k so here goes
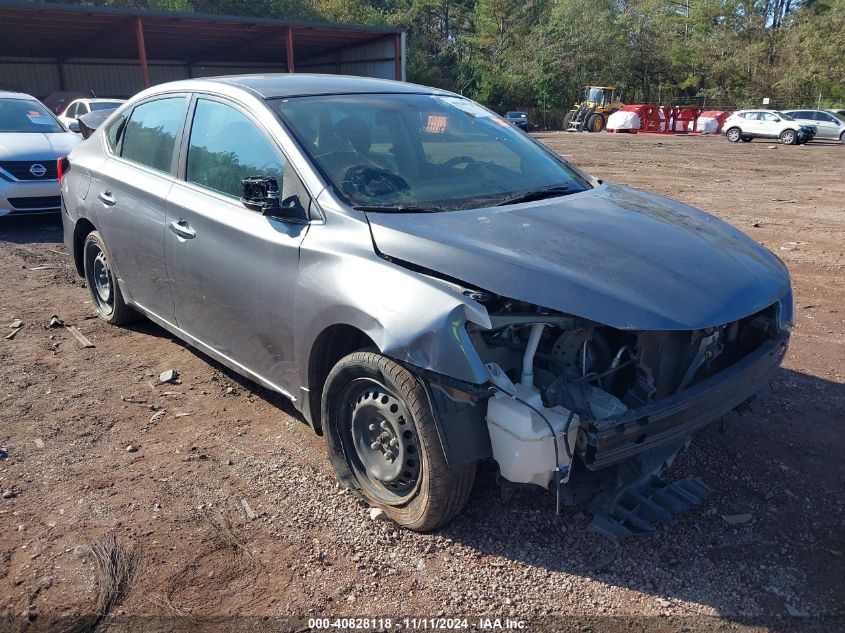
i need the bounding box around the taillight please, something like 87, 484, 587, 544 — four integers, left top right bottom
57, 157, 69, 184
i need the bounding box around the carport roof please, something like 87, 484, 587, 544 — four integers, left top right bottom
0, 0, 404, 64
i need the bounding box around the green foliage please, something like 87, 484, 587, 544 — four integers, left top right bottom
50, 0, 845, 114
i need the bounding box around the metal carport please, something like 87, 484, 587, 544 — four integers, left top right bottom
0, 0, 405, 99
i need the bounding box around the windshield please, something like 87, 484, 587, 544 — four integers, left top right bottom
0, 98, 64, 133
586, 88, 610, 104
270, 93, 590, 211
90, 101, 123, 111
505, 111, 526, 118
775, 111, 794, 121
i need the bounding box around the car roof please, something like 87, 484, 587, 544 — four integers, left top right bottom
204, 74, 455, 99
0, 90, 37, 100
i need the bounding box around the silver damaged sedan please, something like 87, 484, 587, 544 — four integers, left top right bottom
61, 75, 792, 535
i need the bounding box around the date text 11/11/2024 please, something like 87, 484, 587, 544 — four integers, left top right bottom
307, 618, 527, 630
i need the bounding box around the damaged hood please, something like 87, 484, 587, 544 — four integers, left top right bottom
366, 184, 790, 330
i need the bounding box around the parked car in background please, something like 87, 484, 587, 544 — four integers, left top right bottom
723, 110, 815, 145
828, 108, 845, 119
61, 75, 791, 534
58, 98, 125, 133
503, 111, 528, 130
41, 91, 89, 116
0, 91, 79, 216
783, 109, 845, 143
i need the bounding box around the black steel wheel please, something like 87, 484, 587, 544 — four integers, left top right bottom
343, 378, 422, 502
322, 352, 476, 531
83, 231, 137, 325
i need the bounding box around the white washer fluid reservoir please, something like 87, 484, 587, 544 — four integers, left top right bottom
485, 363, 580, 488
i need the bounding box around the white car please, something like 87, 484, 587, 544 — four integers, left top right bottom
0, 91, 80, 216
723, 110, 816, 145
57, 98, 124, 133
782, 109, 845, 143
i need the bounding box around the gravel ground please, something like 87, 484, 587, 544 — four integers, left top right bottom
0, 132, 843, 633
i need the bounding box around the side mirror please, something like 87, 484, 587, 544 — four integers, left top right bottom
68, 120, 80, 133
240, 176, 307, 221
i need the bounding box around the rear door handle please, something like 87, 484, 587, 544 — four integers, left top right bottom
98, 191, 116, 206
168, 218, 196, 240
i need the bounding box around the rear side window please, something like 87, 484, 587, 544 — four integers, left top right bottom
121, 97, 187, 173
186, 98, 284, 199
105, 112, 126, 152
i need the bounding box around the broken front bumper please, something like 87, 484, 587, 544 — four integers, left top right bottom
583, 331, 789, 470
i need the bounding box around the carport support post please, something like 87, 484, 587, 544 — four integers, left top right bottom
135, 17, 150, 89
393, 33, 402, 81
285, 27, 295, 73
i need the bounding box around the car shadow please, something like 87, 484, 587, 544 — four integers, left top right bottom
0, 213, 64, 244
435, 366, 844, 625
123, 318, 304, 420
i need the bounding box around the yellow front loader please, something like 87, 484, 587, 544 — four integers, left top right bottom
564, 86, 624, 132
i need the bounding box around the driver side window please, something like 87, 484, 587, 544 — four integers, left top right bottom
186, 98, 284, 199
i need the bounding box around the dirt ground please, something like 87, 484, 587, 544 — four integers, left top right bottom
1, 132, 843, 633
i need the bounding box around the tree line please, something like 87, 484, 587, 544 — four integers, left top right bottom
55, 0, 845, 116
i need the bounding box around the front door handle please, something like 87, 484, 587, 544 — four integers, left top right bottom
168, 219, 196, 240
98, 191, 116, 206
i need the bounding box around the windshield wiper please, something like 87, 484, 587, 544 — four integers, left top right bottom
496, 185, 575, 206
354, 204, 445, 213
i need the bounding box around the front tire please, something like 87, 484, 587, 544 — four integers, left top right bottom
839, 131, 845, 144
780, 129, 797, 145
83, 231, 137, 325
587, 113, 605, 132
322, 352, 476, 531
726, 127, 742, 142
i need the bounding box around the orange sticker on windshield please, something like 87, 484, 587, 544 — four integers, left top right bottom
27, 111, 42, 116
426, 115, 448, 134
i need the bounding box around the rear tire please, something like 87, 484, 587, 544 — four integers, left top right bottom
840, 131, 845, 144
726, 127, 742, 142
780, 129, 797, 145
587, 113, 605, 132
322, 352, 476, 531
83, 231, 138, 326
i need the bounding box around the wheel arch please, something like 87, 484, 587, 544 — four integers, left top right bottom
72, 217, 97, 277
306, 323, 378, 435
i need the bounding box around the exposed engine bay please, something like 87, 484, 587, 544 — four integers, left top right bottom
466, 296, 783, 511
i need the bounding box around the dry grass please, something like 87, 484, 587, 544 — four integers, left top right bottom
153, 511, 263, 623
71, 532, 142, 633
